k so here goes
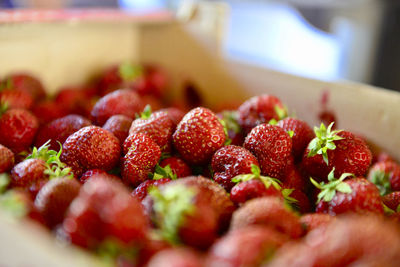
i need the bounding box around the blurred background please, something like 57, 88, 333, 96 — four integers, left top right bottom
1, 0, 399, 91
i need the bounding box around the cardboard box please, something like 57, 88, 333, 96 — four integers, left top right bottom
1, 7, 400, 266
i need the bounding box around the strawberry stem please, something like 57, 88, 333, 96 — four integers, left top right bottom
152, 164, 177, 180
232, 164, 282, 191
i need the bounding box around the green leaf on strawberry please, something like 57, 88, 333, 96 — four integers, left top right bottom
118, 62, 143, 82
152, 164, 177, 180
307, 122, 343, 165
0, 191, 27, 219
0, 173, 10, 194
369, 170, 391, 196
232, 164, 282, 191
139, 105, 152, 120
218, 118, 232, 146
274, 105, 288, 120
0, 102, 9, 116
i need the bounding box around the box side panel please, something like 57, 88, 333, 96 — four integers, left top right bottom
0, 22, 139, 94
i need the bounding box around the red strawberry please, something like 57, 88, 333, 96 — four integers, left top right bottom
237, 94, 287, 134
34, 177, 81, 228
159, 156, 191, 178
368, 160, 400, 195
211, 145, 259, 192
61, 175, 148, 248
132, 178, 171, 201
244, 124, 292, 179
217, 111, 245, 146
300, 213, 335, 233
0, 108, 39, 153
0, 144, 14, 173
0, 89, 33, 110
79, 169, 120, 184
122, 133, 161, 186
374, 151, 396, 164
302, 123, 372, 180
136, 239, 171, 267
32, 100, 69, 125
102, 114, 133, 144
160, 107, 185, 126
35, 114, 91, 150
312, 170, 384, 215
280, 163, 307, 192
54, 85, 96, 116
147, 248, 203, 267
287, 189, 311, 214
173, 107, 226, 164
1, 73, 46, 102
277, 117, 314, 160
61, 126, 121, 178
230, 196, 303, 239
91, 89, 144, 125
206, 226, 287, 267
141, 95, 164, 111
382, 191, 400, 212
136, 65, 169, 98
129, 108, 174, 152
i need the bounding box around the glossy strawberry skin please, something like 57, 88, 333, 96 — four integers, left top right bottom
230, 179, 281, 205
32, 100, 69, 125
277, 117, 314, 160
244, 124, 292, 179
34, 177, 81, 228
316, 178, 384, 215
91, 89, 144, 125
0, 144, 14, 173
0, 109, 39, 153
368, 161, 400, 192
0, 89, 33, 110
2, 73, 46, 101
35, 115, 91, 150
173, 107, 225, 165
122, 133, 161, 187
237, 94, 285, 134
132, 178, 172, 201
159, 157, 191, 178
382, 191, 400, 211
129, 111, 174, 152
54, 86, 96, 116
79, 169, 120, 184
288, 189, 311, 214
102, 114, 133, 144
211, 145, 259, 192
281, 163, 307, 192
160, 107, 185, 127
61, 126, 121, 178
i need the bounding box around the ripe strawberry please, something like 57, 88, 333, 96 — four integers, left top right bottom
382, 191, 400, 211
173, 107, 226, 164
61, 175, 148, 248
368, 160, 400, 195
91, 89, 144, 126
1, 73, 46, 101
136, 239, 171, 267
159, 156, 191, 178
147, 248, 203, 267
0, 108, 39, 153
280, 163, 307, 192
160, 107, 185, 126
61, 126, 121, 178
132, 178, 172, 201
374, 151, 396, 164
34, 177, 81, 228
122, 133, 161, 186
237, 94, 287, 134
244, 124, 292, 178
0, 144, 14, 173
206, 226, 287, 267
32, 100, 69, 125
217, 111, 245, 146
129, 107, 174, 152
211, 145, 259, 192
287, 189, 311, 213
312, 170, 384, 215
102, 114, 133, 144
267, 216, 400, 267
300, 213, 335, 233
54, 85, 96, 116
136, 65, 169, 98
79, 169, 120, 184
230, 196, 303, 239
141, 95, 164, 111
0, 89, 33, 109
276, 117, 314, 160
35, 114, 91, 150
302, 123, 372, 180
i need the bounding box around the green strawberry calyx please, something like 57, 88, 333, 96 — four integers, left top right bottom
0, 101, 9, 116
152, 164, 177, 180
118, 62, 143, 82
0, 78, 13, 92
139, 105, 152, 120
274, 104, 288, 120
148, 184, 196, 245
0, 174, 28, 220
232, 164, 282, 192
310, 168, 354, 203
221, 111, 241, 134
307, 122, 343, 165
218, 118, 232, 146
97, 238, 138, 263
369, 169, 391, 196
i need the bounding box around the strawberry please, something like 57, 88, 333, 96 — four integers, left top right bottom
276, 117, 314, 160
267, 215, 400, 267
159, 156, 191, 178
237, 94, 287, 134
141, 95, 164, 111
91, 89, 144, 126
217, 111, 244, 146
136, 65, 169, 98
1, 73, 46, 102
0, 144, 14, 173
129, 107, 174, 152
374, 151, 396, 164
243, 124, 292, 178
287, 189, 311, 214
34, 177, 81, 228
102, 114, 133, 144
211, 145, 259, 192
32, 100, 69, 125
280, 163, 307, 192
382, 191, 400, 212
132, 178, 171, 201
173, 107, 226, 164
230, 196, 303, 239
122, 133, 161, 186
299, 213, 335, 233
54, 85, 96, 116
61, 126, 121, 178
147, 248, 203, 267
312, 169, 384, 215
136, 239, 171, 267
61, 175, 148, 248
0, 107, 39, 153
160, 107, 185, 127
79, 169, 120, 184
368, 160, 400, 195
302, 123, 372, 180
34, 114, 91, 150
206, 226, 287, 267
0, 89, 33, 110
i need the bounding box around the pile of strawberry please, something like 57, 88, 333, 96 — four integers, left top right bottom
1, 63, 400, 267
